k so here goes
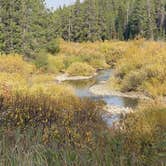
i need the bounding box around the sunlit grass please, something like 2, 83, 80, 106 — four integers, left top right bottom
109, 39, 166, 97
0, 40, 165, 165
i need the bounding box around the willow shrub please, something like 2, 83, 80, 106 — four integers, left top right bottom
67, 62, 96, 76
47, 54, 65, 73
42, 40, 128, 75
0, 83, 104, 146
0, 54, 35, 75
58, 40, 121, 71
0, 99, 165, 165
110, 40, 166, 97
0, 81, 165, 165
122, 101, 166, 165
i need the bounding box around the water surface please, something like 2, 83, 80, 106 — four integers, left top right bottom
66, 69, 138, 108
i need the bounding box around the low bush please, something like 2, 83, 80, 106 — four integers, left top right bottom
47, 54, 65, 73
67, 62, 96, 76
0, 83, 104, 147
29, 74, 55, 84
0, 91, 165, 165
121, 70, 147, 92
110, 40, 166, 97
143, 78, 166, 97
34, 51, 48, 69
0, 72, 28, 93
46, 39, 60, 55
122, 101, 166, 165
100, 41, 128, 65
0, 54, 35, 75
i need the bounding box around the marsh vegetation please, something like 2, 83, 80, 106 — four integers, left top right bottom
0, 39, 165, 165
0, 0, 166, 165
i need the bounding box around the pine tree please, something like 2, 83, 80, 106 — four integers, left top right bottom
145, 0, 156, 39
97, 0, 107, 41
0, 0, 55, 57
70, 0, 84, 42
115, 6, 126, 40
127, 0, 146, 39
0, 0, 22, 53
83, 0, 100, 41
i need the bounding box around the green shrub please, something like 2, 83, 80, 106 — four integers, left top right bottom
35, 52, 48, 69
46, 39, 60, 55
67, 62, 96, 76
121, 70, 147, 92
47, 55, 65, 73
63, 55, 83, 69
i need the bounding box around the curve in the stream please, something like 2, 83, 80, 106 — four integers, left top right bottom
65, 69, 138, 126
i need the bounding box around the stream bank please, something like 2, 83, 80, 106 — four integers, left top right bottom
55, 69, 140, 126
89, 83, 150, 100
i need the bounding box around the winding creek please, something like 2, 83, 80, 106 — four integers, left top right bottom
63, 69, 139, 126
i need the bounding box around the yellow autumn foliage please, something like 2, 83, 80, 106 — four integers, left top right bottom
123, 101, 166, 157
67, 62, 96, 76
110, 40, 166, 97
0, 72, 28, 93
47, 54, 65, 73
30, 74, 55, 84
0, 54, 36, 75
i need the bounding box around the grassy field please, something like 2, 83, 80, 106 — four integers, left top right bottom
0, 40, 166, 165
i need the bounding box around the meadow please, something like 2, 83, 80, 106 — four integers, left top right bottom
0, 39, 166, 165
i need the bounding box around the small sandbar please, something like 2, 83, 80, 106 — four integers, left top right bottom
89, 83, 150, 100
55, 73, 97, 82
104, 105, 133, 115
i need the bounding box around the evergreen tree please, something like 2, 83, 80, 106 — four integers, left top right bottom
83, 0, 100, 41
0, 0, 56, 57
71, 0, 84, 42
127, 0, 146, 39
1, 0, 166, 54
97, 0, 107, 41
53, 0, 166, 41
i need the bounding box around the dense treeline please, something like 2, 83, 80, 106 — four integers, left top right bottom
0, 0, 57, 57
1, 0, 166, 56
54, 0, 166, 41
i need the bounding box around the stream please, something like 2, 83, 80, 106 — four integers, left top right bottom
65, 69, 138, 126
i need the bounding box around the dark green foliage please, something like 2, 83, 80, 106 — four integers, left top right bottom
1, 0, 166, 57
0, 0, 57, 57
46, 39, 60, 54
54, 0, 166, 41
35, 51, 48, 69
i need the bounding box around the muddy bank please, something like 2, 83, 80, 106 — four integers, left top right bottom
55, 73, 97, 82
89, 83, 150, 100
104, 105, 133, 115
102, 105, 133, 127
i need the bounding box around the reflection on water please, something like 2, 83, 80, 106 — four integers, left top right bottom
100, 96, 138, 108
95, 69, 113, 83
66, 78, 96, 89
65, 79, 95, 98
65, 69, 138, 108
